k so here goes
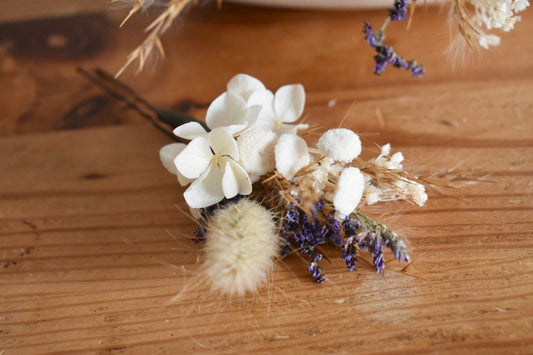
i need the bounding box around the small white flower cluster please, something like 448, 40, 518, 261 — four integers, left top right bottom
469, 0, 529, 48
160, 74, 427, 218
364, 143, 427, 207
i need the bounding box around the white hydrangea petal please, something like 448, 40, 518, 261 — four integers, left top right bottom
183, 163, 224, 208
237, 129, 277, 182
208, 127, 239, 159
227, 74, 266, 101
317, 128, 361, 163
240, 104, 261, 133
229, 160, 253, 195
275, 133, 310, 180
160, 143, 194, 186
221, 160, 252, 199
172, 122, 207, 140
205, 92, 247, 129
159, 143, 186, 175
205, 92, 228, 129
247, 89, 274, 108
333, 167, 365, 215
174, 136, 212, 179
274, 84, 305, 123
248, 89, 276, 126
221, 161, 239, 199
206, 92, 259, 135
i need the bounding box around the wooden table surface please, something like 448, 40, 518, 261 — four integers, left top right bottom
1, 2, 532, 353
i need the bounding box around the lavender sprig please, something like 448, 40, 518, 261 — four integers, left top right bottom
309, 254, 326, 283
363, 0, 424, 77
353, 211, 411, 269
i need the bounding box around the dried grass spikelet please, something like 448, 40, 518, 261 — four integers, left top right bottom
115, 0, 196, 77
202, 198, 279, 296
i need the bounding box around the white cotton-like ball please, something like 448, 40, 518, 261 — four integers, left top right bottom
275, 133, 310, 180
316, 128, 361, 163
237, 129, 278, 183
202, 199, 279, 296
333, 167, 365, 216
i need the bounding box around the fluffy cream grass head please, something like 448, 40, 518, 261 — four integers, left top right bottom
202, 199, 279, 296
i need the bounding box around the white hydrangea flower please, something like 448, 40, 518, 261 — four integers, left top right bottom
316, 128, 362, 163
174, 128, 252, 208
159, 143, 193, 186
248, 83, 307, 134
236, 129, 278, 183
333, 167, 365, 217
275, 133, 310, 180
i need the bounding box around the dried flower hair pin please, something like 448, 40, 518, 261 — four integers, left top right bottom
79, 69, 473, 295
155, 73, 455, 295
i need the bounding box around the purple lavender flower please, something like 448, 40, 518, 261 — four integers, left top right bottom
326, 211, 343, 246
363, 0, 423, 77
342, 216, 361, 237
286, 203, 300, 223
356, 231, 387, 273
280, 203, 410, 282
363, 21, 380, 47
381, 228, 411, 263
374, 250, 385, 273
388, 0, 409, 22
342, 236, 358, 271
309, 257, 325, 283
410, 62, 425, 77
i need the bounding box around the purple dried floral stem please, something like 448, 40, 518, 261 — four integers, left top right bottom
352, 211, 411, 265
364, 0, 425, 77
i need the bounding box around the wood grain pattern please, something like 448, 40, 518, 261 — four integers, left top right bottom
0, 2, 532, 353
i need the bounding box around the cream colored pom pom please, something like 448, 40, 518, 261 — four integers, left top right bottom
202, 199, 279, 296
317, 128, 361, 163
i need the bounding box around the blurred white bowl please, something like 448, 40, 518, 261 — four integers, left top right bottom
227, 0, 393, 9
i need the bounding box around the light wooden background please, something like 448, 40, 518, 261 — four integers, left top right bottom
1, 1, 532, 353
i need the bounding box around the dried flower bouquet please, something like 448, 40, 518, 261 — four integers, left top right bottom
158, 73, 439, 295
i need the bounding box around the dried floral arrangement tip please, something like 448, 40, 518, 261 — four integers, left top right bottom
157, 73, 435, 292
114, 0, 529, 77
